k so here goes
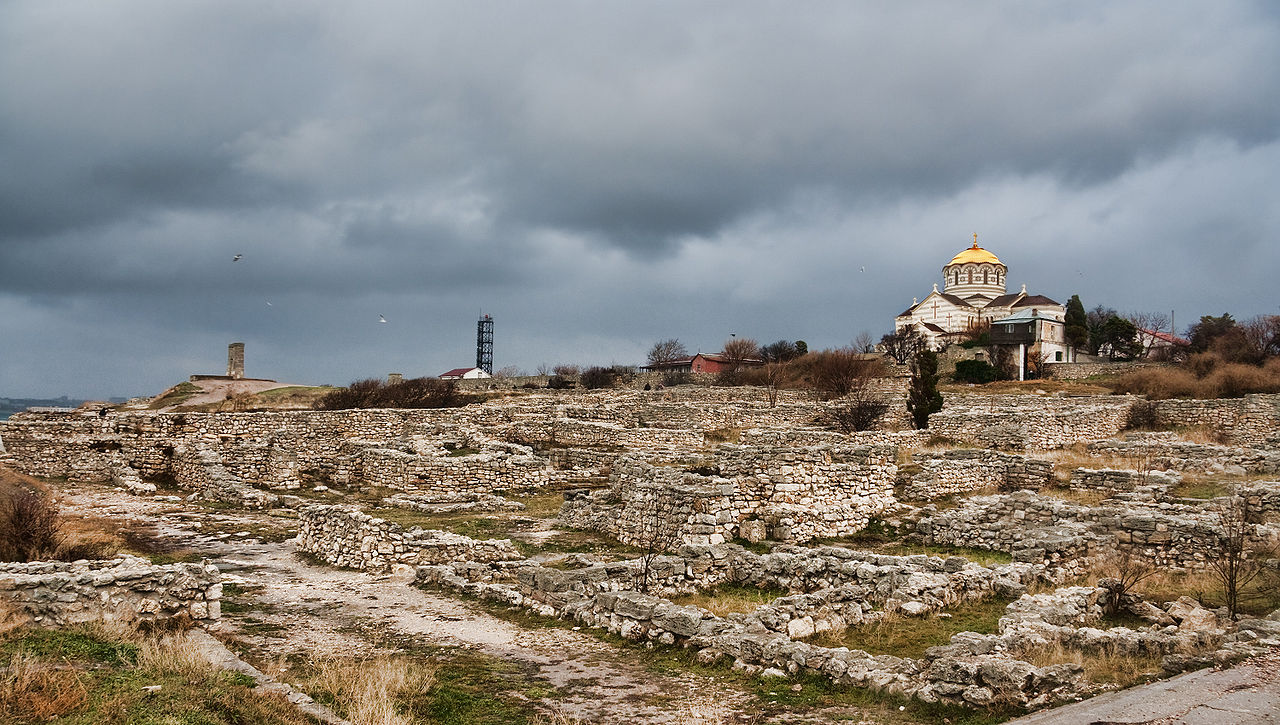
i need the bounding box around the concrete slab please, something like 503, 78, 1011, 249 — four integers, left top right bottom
1009, 652, 1280, 724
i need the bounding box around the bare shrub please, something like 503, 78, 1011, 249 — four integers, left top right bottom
1209, 495, 1274, 619
552, 364, 580, 376
824, 397, 890, 433
1201, 363, 1280, 398
0, 487, 61, 562
1124, 400, 1160, 430
1110, 367, 1200, 400
1098, 547, 1158, 617
791, 348, 884, 400
314, 378, 463, 410
660, 371, 691, 387
631, 488, 689, 593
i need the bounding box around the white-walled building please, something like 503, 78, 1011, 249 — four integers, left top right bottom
894, 235, 1075, 375
895, 235, 1067, 343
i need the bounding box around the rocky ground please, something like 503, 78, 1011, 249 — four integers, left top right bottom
43, 477, 1280, 724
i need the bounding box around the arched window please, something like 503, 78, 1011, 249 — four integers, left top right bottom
965, 269, 972, 284
953, 270, 959, 285
983, 268, 989, 284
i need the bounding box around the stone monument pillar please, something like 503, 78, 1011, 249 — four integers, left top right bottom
227, 342, 245, 380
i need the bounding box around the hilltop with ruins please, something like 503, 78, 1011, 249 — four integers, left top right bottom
1, 368, 1278, 723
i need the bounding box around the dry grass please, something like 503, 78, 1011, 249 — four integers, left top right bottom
0, 650, 89, 721
808, 597, 1014, 659
306, 655, 436, 725
1020, 641, 1163, 688
703, 427, 742, 445
670, 584, 786, 616
1039, 486, 1110, 507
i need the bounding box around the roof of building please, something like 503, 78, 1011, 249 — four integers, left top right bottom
1013, 294, 1061, 307
985, 293, 1023, 307
1140, 328, 1189, 346
641, 356, 695, 371
921, 322, 948, 334
439, 367, 483, 378
993, 309, 1057, 325
947, 237, 1004, 267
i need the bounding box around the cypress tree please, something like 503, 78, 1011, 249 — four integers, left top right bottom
907, 349, 943, 429
1065, 294, 1088, 351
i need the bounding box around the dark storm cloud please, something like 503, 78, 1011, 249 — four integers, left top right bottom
1, 0, 1278, 397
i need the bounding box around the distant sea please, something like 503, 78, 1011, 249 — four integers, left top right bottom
0, 397, 87, 420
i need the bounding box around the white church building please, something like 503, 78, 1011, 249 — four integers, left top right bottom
895, 235, 1076, 373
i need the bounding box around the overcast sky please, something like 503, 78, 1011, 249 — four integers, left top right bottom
3, 1, 1279, 399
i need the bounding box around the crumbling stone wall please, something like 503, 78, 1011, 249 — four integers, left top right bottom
296, 504, 523, 572
1152, 394, 1280, 448
1067, 467, 1181, 493
0, 557, 221, 627
1087, 433, 1280, 474
928, 395, 1135, 450
900, 449, 1054, 500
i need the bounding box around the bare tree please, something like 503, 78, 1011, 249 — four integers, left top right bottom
631, 487, 689, 593
1099, 546, 1158, 618
760, 339, 800, 363
493, 365, 521, 378
1209, 495, 1273, 620
880, 327, 925, 364
535, 362, 551, 376
646, 338, 689, 367
717, 337, 760, 385
552, 364, 580, 376
761, 362, 791, 408
793, 348, 885, 400
852, 331, 876, 354
1242, 314, 1280, 360
1125, 311, 1173, 359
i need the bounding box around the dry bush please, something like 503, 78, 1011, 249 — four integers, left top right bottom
0, 484, 61, 562
0, 651, 88, 722
1201, 363, 1280, 398
307, 655, 436, 725
1110, 367, 1199, 400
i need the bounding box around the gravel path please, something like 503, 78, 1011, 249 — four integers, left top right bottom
54, 482, 755, 724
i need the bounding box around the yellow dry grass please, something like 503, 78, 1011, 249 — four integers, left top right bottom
306, 655, 436, 725
0, 650, 88, 721
1020, 641, 1163, 688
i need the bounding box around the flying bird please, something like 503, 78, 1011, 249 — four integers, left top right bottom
378, 315, 388, 324
232, 254, 242, 262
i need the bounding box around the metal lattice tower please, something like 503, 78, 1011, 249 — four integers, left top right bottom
475, 314, 494, 374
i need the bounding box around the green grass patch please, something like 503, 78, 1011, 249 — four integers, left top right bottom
0, 627, 139, 666
147, 381, 202, 409
809, 596, 1016, 659
670, 583, 788, 616
1170, 480, 1234, 499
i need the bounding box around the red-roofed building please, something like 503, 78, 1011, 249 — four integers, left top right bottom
642, 353, 764, 374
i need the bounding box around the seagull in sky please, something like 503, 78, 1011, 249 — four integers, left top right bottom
378, 315, 388, 324
232, 254, 242, 262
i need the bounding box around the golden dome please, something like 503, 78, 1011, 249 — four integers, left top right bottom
946, 234, 1003, 267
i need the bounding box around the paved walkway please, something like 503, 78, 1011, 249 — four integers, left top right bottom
1009, 650, 1280, 724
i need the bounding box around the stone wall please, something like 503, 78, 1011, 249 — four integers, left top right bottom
900, 449, 1054, 500
928, 395, 1135, 450
296, 504, 524, 572
908, 489, 1275, 572
0, 557, 221, 627
1044, 361, 1171, 380
416, 545, 1096, 710
1067, 468, 1182, 493
561, 443, 898, 546
1152, 394, 1280, 448
1087, 433, 1280, 475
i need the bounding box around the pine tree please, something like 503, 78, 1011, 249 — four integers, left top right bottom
906, 349, 943, 429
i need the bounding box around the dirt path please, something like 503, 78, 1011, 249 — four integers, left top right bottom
54, 483, 755, 723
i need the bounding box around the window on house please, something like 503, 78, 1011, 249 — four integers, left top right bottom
1055, 351, 1063, 361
